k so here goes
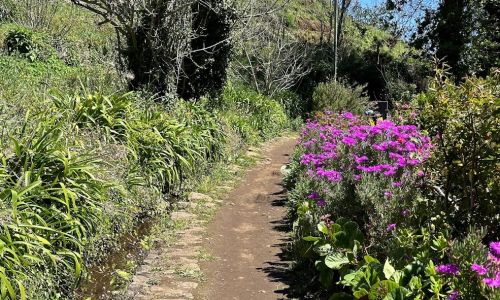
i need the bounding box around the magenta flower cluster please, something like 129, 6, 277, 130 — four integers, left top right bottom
470, 241, 500, 289
300, 113, 431, 183
436, 264, 460, 276
299, 112, 432, 208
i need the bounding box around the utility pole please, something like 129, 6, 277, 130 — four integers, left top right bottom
332, 0, 339, 82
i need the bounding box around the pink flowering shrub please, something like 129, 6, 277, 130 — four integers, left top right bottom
471, 242, 500, 290
297, 111, 432, 243
286, 110, 500, 299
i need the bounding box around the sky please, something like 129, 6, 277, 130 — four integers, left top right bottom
357, 0, 385, 7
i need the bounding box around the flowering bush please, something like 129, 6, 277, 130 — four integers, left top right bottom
285, 110, 500, 299
296, 112, 432, 244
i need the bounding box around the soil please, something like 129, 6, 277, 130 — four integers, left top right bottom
195, 137, 297, 300
124, 136, 297, 300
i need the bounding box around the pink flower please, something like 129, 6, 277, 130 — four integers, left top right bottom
483, 272, 500, 288
392, 181, 402, 187
354, 155, 369, 164
341, 136, 357, 147
448, 290, 459, 300
342, 112, 355, 120
383, 168, 397, 177
384, 191, 393, 198
436, 264, 460, 275
387, 224, 396, 232
471, 264, 489, 276
417, 170, 425, 177
489, 242, 500, 259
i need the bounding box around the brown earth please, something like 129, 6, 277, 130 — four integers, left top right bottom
195, 137, 297, 300
124, 136, 297, 300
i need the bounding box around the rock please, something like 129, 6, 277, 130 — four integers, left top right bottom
171, 212, 195, 221
188, 192, 213, 203
175, 201, 190, 209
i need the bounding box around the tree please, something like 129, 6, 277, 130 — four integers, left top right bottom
413, 0, 500, 79
177, 0, 235, 100
231, 15, 311, 97
71, 0, 234, 99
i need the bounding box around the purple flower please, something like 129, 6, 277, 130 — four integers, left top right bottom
392, 181, 402, 187
436, 264, 460, 276
316, 199, 327, 207
354, 155, 369, 164
342, 112, 355, 120
372, 144, 387, 151
387, 224, 396, 232
471, 264, 489, 276
383, 168, 397, 177
448, 290, 459, 300
417, 170, 425, 177
483, 272, 500, 288
489, 242, 500, 259
308, 192, 319, 200
384, 191, 393, 198
341, 136, 357, 147
354, 174, 361, 181
401, 209, 410, 217
316, 168, 343, 182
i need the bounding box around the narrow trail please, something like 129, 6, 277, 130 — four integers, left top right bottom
195, 137, 297, 300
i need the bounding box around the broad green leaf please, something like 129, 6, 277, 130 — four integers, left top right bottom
303, 236, 320, 242
383, 259, 396, 280
317, 222, 329, 234
325, 252, 350, 269
364, 255, 380, 264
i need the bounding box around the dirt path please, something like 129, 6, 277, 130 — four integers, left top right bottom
195, 137, 296, 300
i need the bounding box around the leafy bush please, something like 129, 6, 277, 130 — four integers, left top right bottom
0, 120, 107, 298
312, 79, 372, 114
292, 112, 432, 245
53, 92, 133, 139
413, 69, 500, 239
219, 85, 290, 143
4, 28, 38, 61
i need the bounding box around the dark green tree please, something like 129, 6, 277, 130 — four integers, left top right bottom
177, 1, 234, 100
413, 0, 500, 78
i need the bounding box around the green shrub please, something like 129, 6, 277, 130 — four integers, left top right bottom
4, 28, 38, 61
414, 69, 500, 239
0, 120, 108, 299
312, 79, 372, 114
220, 84, 289, 143
272, 90, 306, 119
53, 92, 133, 139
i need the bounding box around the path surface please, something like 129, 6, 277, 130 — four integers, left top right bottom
195, 137, 296, 300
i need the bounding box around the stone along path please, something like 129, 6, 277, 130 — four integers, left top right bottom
125, 136, 296, 300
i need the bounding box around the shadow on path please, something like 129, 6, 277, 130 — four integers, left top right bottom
258, 180, 323, 300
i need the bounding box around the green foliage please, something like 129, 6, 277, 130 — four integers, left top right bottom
4, 29, 38, 61
272, 90, 306, 119
53, 92, 133, 139
0, 119, 108, 298
219, 84, 290, 143
312, 79, 372, 114
414, 69, 500, 238
414, 0, 500, 78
